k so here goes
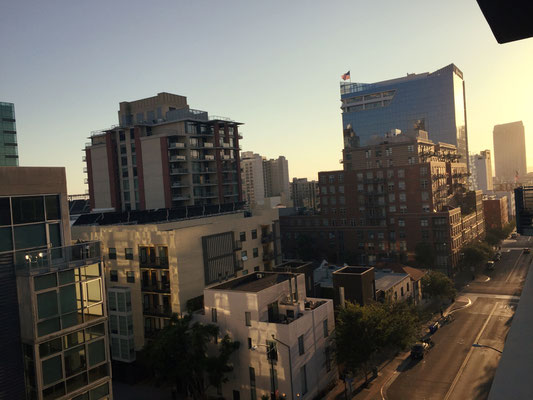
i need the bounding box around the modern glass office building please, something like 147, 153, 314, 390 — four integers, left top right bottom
340, 64, 468, 164
1, 102, 19, 166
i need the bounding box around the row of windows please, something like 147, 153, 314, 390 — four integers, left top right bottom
109, 270, 135, 283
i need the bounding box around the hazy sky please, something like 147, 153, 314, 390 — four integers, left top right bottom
1, 0, 532, 194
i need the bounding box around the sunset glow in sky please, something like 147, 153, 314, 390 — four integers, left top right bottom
1, 0, 532, 193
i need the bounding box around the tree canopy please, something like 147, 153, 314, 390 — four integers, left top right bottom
461, 241, 494, 268
143, 314, 239, 399
335, 301, 419, 380
421, 270, 456, 302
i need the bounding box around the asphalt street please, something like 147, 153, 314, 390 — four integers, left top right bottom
385, 235, 532, 400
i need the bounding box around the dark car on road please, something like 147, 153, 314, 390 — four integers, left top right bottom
411, 342, 430, 359
493, 252, 501, 261
524, 248, 530, 254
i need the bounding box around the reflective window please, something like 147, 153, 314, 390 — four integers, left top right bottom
45, 195, 60, 220
42, 355, 63, 386
12, 196, 44, 224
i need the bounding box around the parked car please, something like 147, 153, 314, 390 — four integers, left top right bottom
493, 252, 501, 261
429, 321, 440, 334
511, 233, 518, 239
486, 261, 495, 270
411, 342, 430, 359
524, 248, 530, 254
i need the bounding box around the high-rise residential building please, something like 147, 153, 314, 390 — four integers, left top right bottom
71, 206, 282, 358
199, 271, 336, 400
0, 167, 112, 400
85, 92, 242, 212
281, 130, 485, 276
493, 121, 527, 183
1, 102, 19, 166
470, 150, 493, 191
263, 156, 290, 199
340, 64, 469, 165
241, 151, 266, 208
291, 178, 319, 210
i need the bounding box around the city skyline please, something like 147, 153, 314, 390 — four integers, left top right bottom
1, 1, 533, 194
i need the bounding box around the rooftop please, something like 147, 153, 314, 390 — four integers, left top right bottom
209, 272, 295, 292
333, 266, 374, 275
374, 270, 409, 292
374, 262, 426, 282
73, 201, 246, 226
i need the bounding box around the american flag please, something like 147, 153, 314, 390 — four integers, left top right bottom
341, 71, 350, 81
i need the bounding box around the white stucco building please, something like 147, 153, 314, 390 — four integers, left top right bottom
201, 272, 336, 400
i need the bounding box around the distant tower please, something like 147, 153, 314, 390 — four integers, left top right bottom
0, 102, 19, 166
493, 121, 527, 183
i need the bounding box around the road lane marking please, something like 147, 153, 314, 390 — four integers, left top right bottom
506, 253, 523, 283
461, 292, 520, 301
443, 301, 499, 400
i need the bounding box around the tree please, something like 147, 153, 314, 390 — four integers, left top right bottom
462, 241, 494, 269
143, 314, 239, 399
334, 301, 419, 382
415, 242, 435, 267
421, 270, 456, 302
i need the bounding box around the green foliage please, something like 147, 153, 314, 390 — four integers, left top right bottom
421, 270, 456, 301
485, 221, 516, 247
415, 242, 435, 267
143, 314, 239, 399
334, 301, 419, 378
462, 241, 494, 268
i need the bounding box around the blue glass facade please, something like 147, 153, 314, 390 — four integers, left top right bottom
340, 64, 468, 164
0, 102, 19, 166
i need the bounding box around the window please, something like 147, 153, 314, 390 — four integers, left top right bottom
251, 229, 257, 239
12, 196, 45, 224
211, 308, 217, 323
42, 355, 63, 386
249, 367, 257, 400
401, 287, 404, 297
407, 282, 410, 292
245, 312, 251, 326
126, 271, 135, 283
421, 180, 428, 189
108, 248, 116, 260
253, 248, 258, 258
420, 219, 429, 227
399, 193, 406, 202
266, 341, 278, 361
241, 250, 248, 261
421, 191, 429, 201
125, 248, 133, 260
298, 335, 304, 355
420, 167, 427, 176
110, 270, 118, 282
323, 319, 328, 337
239, 232, 246, 242
398, 219, 405, 227
301, 364, 308, 395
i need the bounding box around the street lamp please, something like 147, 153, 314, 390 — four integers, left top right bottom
272, 335, 294, 400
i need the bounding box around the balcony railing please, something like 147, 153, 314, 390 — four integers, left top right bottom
143, 305, 173, 317
170, 168, 188, 174
261, 232, 274, 243
192, 168, 217, 174
170, 155, 187, 162
139, 256, 169, 269
171, 182, 188, 188
141, 281, 171, 293
172, 195, 190, 201
168, 142, 185, 149
13, 241, 101, 275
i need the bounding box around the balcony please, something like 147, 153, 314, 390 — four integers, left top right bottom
143, 305, 173, 318
192, 168, 217, 174
205, 155, 215, 160
261, 232, 274, 243
263, 252, 275, 261
14, 241, 101, 275
222, 155, 231, 160
139, 256, 169, 269
172, 195, 191, 201
204, 142, 214, 148
171, 182, 188, 188
193, 181, 217, 186
222, 180, 238, 185
168, 142, 186, 149
170, 155, 187, 162
141, 281, 171, 293
82, 156, 86, 162
170, 168, 189, 174
83, 167, 88, 173
224, 193, 239, 197
194, 193, 217, 199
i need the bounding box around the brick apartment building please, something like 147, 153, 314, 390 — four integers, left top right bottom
280, 129, 484, 276
85, 92, 242, 212
483, 196, 509, 230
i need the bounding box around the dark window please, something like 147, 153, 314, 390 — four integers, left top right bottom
254, 266, 260, 272
125, 248, 133, 260
130, 129, 135, 140
0, 227, 13, 252
0, 197, 11, 225
45, 195, 60, 220
39, 338, 62, 358
247, 337, 252, 349
266, 341, 277, 361
301, 364, 308, 394
126, 271, 135, 283
251, 229, 257, 239
110, 270, 118, 282
212, 308, 217, 323
298, 335, 304, 355
121, 156, 127, 166
14, 223, 46, 249
323, 319, 329, 337
253, 248, 258, 258
108, 248, 116, 260
12, 196, 45, 224
133, 167, 137, 177
119, 131, 125, 141
245, 311, 251, 326
240, 232, 246, 242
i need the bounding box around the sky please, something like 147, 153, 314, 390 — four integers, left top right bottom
1, 0, 533, 194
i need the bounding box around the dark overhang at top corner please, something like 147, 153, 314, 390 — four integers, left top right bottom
477, 0, 533, 44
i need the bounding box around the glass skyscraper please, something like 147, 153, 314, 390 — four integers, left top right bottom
1, 102, 19, 166
340, 64, 468, 164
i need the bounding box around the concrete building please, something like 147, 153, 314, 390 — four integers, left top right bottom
282, 130, 484, 276
290, 178, 319, 210
85, 92, 242, 212
340, 64, 469, 164
483, 196, 509, 230
201, 271, 336, 400
263, 156, 290, 200
0, 102, 19, 166
71, 206, 282, 355
0, 167, 112, 400
241, 152, 266, 209
470, 150, 493, 191
374, 270, 411, 302
493, 121, 527, 183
